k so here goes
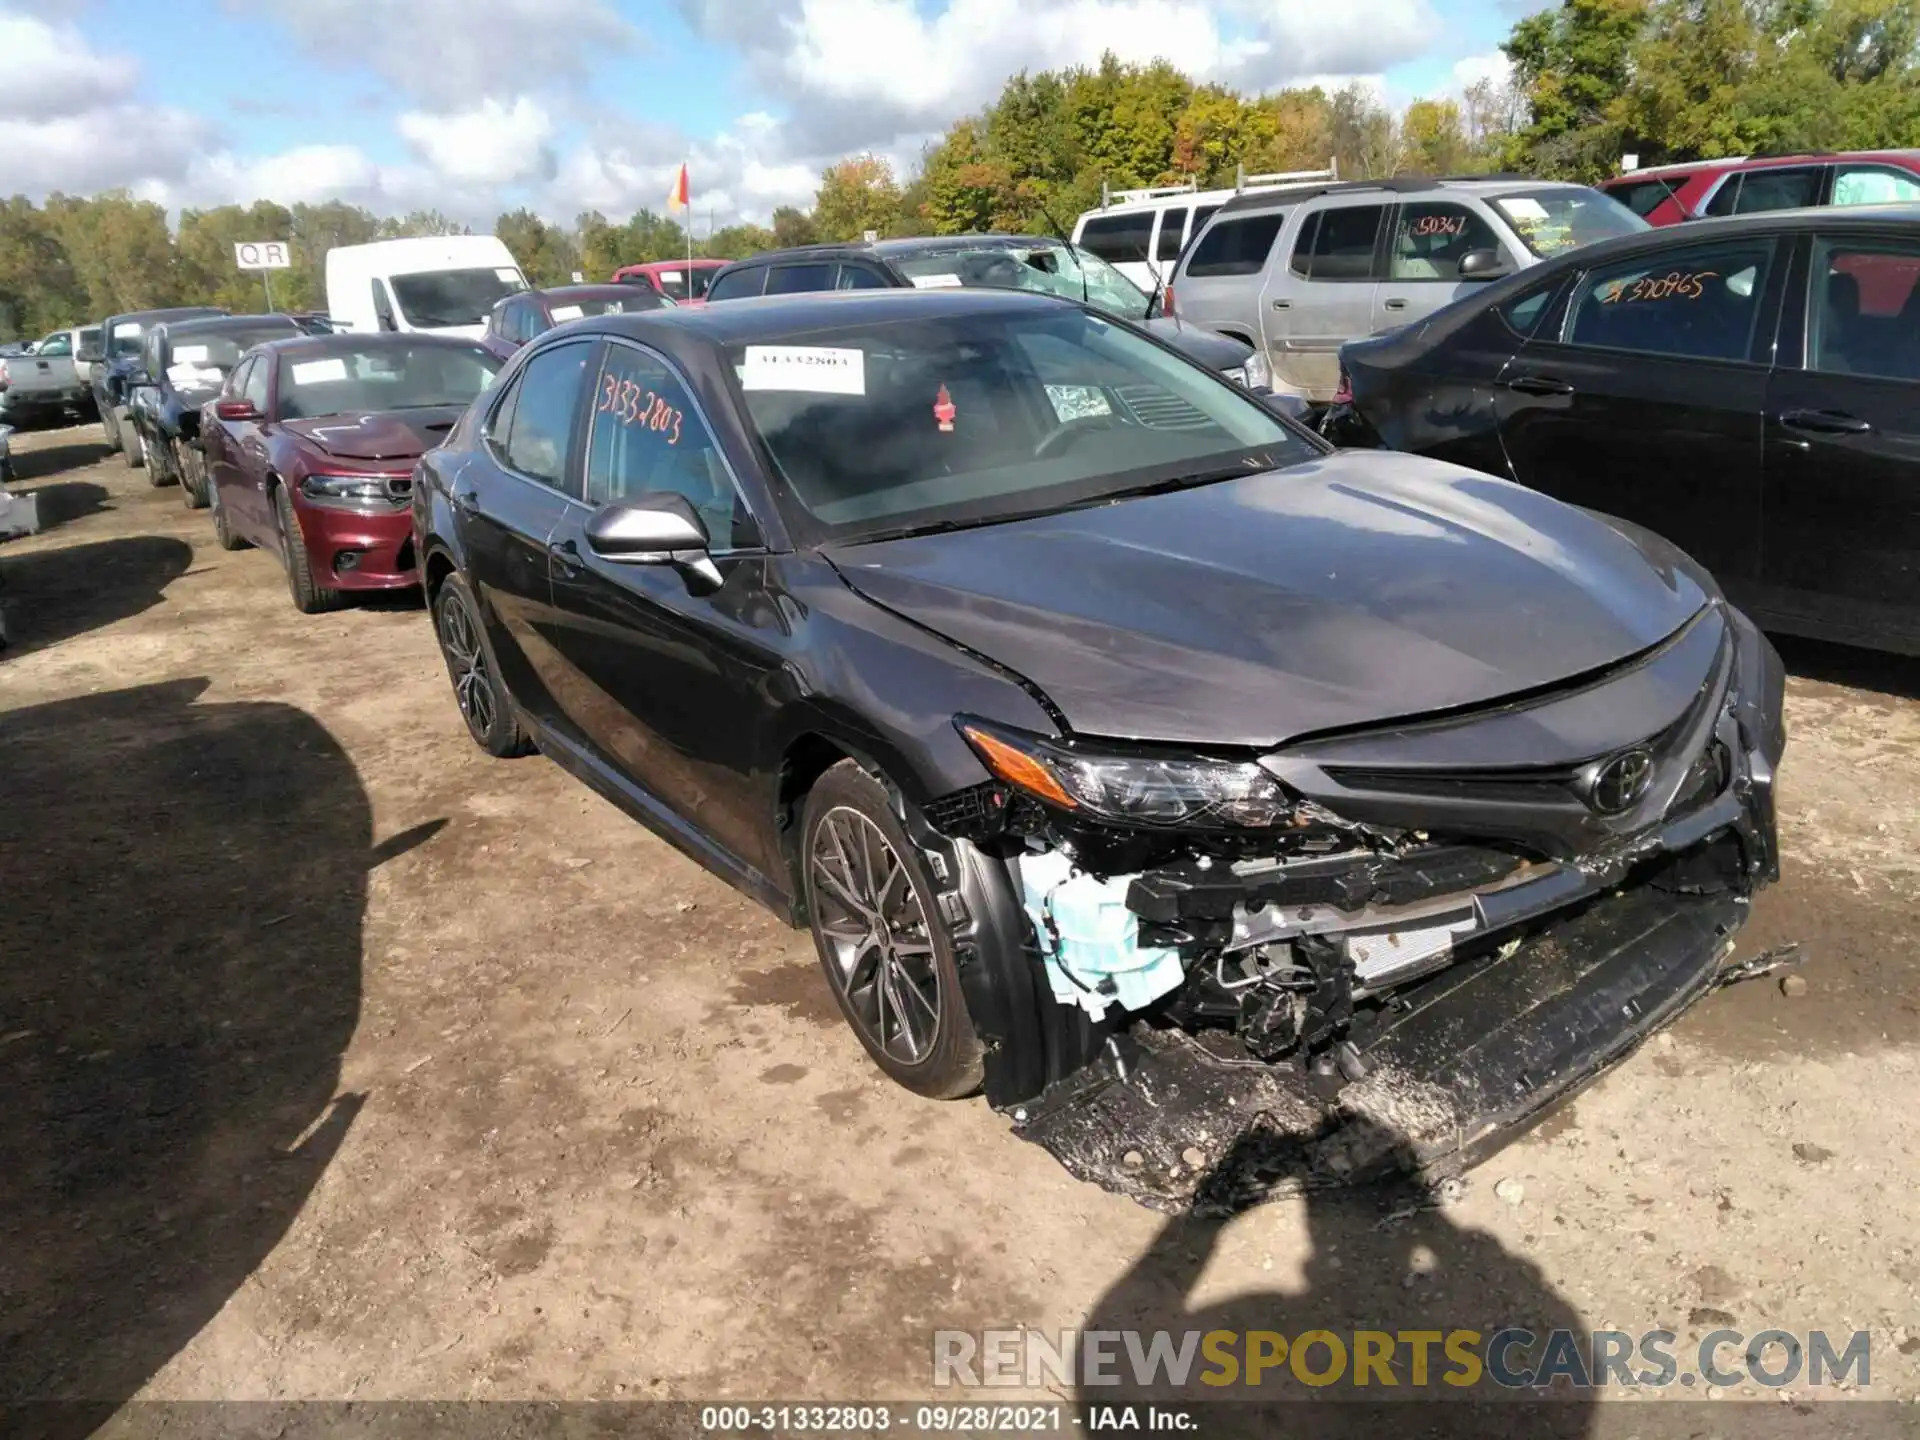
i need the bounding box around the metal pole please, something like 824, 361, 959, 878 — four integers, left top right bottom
262, 268, 274, 313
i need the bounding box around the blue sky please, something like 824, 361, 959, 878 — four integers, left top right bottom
4, 0, 1520, 225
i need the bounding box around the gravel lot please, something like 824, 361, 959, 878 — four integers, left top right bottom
3, 422, 1917, 1424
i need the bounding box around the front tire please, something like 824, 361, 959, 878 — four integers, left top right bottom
120, 413, 148, 472
801, 761, 983, 1099
433, 572, 530, 757
273, 483, 342, 614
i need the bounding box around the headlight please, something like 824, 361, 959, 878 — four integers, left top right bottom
958, 719, 1295, 828
300, 472, 406, 507
1241, 350, 1273, 391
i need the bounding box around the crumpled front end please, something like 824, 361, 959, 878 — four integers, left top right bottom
921, 601, 1785, 1211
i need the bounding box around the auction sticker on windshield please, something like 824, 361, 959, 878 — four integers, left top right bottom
550, 305, 584, 321
291, 358, 349, 384
741, 345, 866, 395
910, 274, 964, 289
172, 345, 211, 363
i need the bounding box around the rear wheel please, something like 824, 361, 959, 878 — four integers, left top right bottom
433, 571, 531, 757
801, 761, 982, 1099
100, 404, 119, 449
177, 441, 209, 508
120, 412, 147, 472
209, 476, 246, 550
273, 483, 342, 614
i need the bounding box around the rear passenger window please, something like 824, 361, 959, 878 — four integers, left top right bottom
706, 268, 766, 302
1565, 241, 1775, 362
585, 344, 756, 547
1079, 212, 1154, 265
1703, 175, 1742, 217
1734, 167, 1820, 214
1155, 207, 1189, 262
1808, 237, 1920, 381
836, 265, 889, 290
1295, 205, 1385, 281
766, 264, 836, 294
1184, 213, 1285, 277
1389, 203, 1502, 282
1831, 164, 1920, 207
502, 340, 594, 489
1607, 178, 1682, 218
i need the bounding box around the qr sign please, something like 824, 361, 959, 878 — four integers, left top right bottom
234, 241, 292, 270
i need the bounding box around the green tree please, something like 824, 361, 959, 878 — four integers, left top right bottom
494, 209, 578, 286
176, 201, 301, 313
1503, 0, 1648, 177
770, 205, 820, 247
812, 154, 904, 241
1399, 98, 1472, 174
0, 196, 85, 339
44, 193, 179, 314
1329, 84, 1401, 178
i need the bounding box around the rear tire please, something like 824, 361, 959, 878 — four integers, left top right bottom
177, 441, 208, 508
433, 571, 531, 757
100, 404, 119, 449
800, 761, 983, 1099
273, 483, 343, 614
208, 473, 246, 550
120, 413, 147, 472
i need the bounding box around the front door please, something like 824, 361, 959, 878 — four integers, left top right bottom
545, 339, 785, 879
462, 338, 598, 728
1760, 230, 1920, 647
1263, 199, 1386, 400
1373, 200, 1518, 332
1496, 233, 1786, 596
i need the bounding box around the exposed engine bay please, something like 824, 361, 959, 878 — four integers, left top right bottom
919, 601, 1789, 1210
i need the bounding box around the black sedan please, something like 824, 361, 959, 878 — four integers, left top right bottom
415, 287, 1784, 1207
1339, 204, 1920, 657
481, 283, 672, 362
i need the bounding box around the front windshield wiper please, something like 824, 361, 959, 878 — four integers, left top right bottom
1075, 456, 1284, 507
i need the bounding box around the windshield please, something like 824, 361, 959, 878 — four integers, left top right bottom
165, 325, 298, 389
108, 321, 149, 358
730, 308, 1312, 543
647, 267, 715, 302
276, 343, 501, 419
1492, 188, 1647, 258
389, 268, 526, 328
889, 244, 1151, 322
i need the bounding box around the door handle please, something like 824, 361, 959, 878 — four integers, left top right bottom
1779, 409, 1872, 435
1271, 299, 1291, 310
1506, 374, 1575, 397
1383, 298, 1408, 311
548, 536, 581, 577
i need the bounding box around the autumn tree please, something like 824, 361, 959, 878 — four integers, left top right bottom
812, 155, 904, 241
1399, 99, 1472, 175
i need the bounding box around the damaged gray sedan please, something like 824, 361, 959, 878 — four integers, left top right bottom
418, 288, 1784, 1210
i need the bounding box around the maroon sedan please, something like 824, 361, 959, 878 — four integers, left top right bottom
200, 333, 500, 613
480, 283, 669, 361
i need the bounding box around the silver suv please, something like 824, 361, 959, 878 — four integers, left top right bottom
1167, 176, 1646, 400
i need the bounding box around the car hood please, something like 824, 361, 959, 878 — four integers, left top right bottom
1142, 316, 1252, 373
823, 450, 1712, 748
281, 407, 463, 462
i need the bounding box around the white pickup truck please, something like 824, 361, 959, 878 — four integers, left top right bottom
0, 331, 95, 428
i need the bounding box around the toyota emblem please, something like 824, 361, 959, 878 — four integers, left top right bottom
1587, 749, 1656, 815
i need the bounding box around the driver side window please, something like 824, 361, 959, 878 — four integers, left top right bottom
583, 343, 758, 550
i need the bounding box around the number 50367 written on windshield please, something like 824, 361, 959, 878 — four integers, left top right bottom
599, 371, 682, 444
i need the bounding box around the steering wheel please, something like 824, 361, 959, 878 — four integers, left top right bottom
1032, 412, 1123, 460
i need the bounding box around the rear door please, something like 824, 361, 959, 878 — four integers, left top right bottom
1760, 229, 1920, 648
1495, 233, 1787, 595
1173, 207, 1288, 348
460, 338, 599, 728
229, 358, 277, 538
1373, 199, 1516, 333
204, 358, 251, 512
1264, 198, 1387, 400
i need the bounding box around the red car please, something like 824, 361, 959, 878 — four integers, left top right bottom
199, 333, 501, 612
611, 258, 727, 304
1601, 150, 1920, 225
480, 282, 669, 361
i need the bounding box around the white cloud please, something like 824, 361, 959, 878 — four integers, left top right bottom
238, 0, 636, 105
398, 97, 557, 187
1450, 51, 1513, 93
0, 11, 140, 120
0, 107, 211, 198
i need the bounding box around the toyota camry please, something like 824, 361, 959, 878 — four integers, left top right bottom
413, 288, 1785, 1209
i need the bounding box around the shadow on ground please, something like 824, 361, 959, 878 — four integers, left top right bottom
3, 437, 113, 482
1775, 634, 1919, 702
0, 678, 436, 1431
0, 536, 191, 657
1079, 1125, 1594, 1437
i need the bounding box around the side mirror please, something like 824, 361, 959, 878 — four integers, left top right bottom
1262, 391, 1313, 423
214, 398, 260, 421
1458, 249, 1512, 281
584, 493, 721, 590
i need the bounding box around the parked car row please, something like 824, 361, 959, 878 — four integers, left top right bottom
83, 228, 1793, 1200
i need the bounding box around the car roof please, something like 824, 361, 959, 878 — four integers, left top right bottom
247, 330, 497, 359
1210, 175, 1589, 218
106, 306, 227, 326
617, 258, 727, 273
160, 314, 303, 338
595, 285, 1064, 343
1515, 201, 1920, 272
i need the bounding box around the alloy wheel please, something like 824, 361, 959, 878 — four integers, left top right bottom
437, 591, 496, 737
808, 807, 941, 1065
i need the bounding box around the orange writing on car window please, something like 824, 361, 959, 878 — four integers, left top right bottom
1598, 271, 1719, 304
1412, 214, 1467, 237
596, 368, 683, 445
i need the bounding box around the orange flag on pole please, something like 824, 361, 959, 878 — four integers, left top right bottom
667, 161, 690, 212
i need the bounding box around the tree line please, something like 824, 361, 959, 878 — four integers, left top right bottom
5, 0, 1918, 341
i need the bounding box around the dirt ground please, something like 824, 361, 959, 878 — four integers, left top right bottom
3, 422, 1918, 1422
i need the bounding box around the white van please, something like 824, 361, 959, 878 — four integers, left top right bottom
1071, 164, 1339, 291
325, 236, 529, 340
